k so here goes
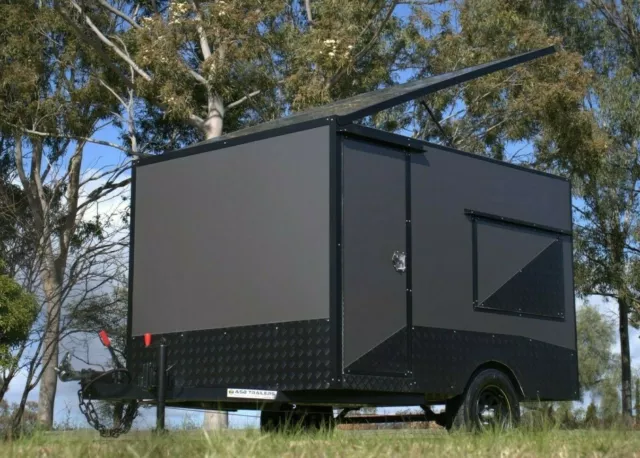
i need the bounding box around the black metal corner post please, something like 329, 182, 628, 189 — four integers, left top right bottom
329, 118, 344, 387
126, 164, 137, 366
156, 342, 168, 433
405, 150, 413, 376
471, 215, 478, 308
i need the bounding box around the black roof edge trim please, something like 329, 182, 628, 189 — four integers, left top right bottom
338, 124, 425, 151
136, 117, 334, 167
338, 124, 570, 183
465, 209, 573, 236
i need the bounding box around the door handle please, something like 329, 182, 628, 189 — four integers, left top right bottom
391, 251, 406, 273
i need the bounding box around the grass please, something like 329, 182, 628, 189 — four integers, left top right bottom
1, 428, 640, 457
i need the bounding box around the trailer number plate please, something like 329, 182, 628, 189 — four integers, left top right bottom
227, 388, 278, 400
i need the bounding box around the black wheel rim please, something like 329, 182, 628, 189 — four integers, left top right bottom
476, 385, 511, 430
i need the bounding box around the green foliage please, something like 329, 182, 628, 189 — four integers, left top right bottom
410, 0, 594, 164
598, 375, 621, 425
65, 286, 128, 358
575, 305, 616, 394
0, 400, 38, 437
54, 1, 430, 150
584, 402, 598, 427
0, 271, 37, 366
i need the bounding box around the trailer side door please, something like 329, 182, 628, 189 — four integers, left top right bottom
341, 136, 410, 377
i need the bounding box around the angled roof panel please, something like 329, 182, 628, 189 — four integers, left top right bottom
201, 46, 556, 145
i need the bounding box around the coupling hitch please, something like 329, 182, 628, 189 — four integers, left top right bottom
54, 330, 139, 438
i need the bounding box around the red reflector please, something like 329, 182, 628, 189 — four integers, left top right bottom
144, 333, 152, 347
98, 330, 111, 348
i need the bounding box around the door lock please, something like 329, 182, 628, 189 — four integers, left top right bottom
391, 251, 407, 273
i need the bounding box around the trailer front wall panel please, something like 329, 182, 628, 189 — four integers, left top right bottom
129, 125, 334, 391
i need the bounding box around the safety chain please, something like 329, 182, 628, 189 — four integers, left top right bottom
78, 388, 139, 438
77, 368, 140, 438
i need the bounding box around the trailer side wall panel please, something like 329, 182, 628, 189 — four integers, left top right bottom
409, 144, 578, 400
337, 135, 578, 401
410, 145, 574, 349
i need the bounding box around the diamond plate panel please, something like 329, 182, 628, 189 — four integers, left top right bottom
128, 319, 332, 391
342, 327, 578, 401
411, 327, 578, 400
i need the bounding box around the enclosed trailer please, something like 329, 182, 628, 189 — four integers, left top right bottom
58, 45, 578, 433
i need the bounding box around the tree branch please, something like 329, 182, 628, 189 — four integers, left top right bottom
227, 90, 261, 109
68, 0, 152, 82
60, 141, 84, 261
55, 4, 136, 91
304, 0, 313, 24
21, 127, 128, 154
77, 178, 132, 212
187, 113, 205, 130
97, 0, 141, 30
328, 0, 398, 89
189, 0, 213, 61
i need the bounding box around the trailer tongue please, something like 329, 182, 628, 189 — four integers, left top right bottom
57, 45, 578, 435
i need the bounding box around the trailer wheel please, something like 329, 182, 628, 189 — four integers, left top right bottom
446, 369, 520, 432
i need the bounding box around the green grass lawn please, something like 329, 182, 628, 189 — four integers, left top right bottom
2, 429, 640, 457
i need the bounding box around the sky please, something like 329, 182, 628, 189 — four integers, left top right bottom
4, 2, 640, 432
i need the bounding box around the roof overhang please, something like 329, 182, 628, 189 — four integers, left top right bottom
200, 45, 557, 145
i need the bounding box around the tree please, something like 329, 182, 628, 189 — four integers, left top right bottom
506, 0, 640, 422
0, 1, 132, 428
406, 0, 592, 163
0, 400, 39, 438
598, 372, 621, 424
0, 271, 38, 403
57, 0, 416, 144
584, 401, 598, 427
576, 305, 616, 394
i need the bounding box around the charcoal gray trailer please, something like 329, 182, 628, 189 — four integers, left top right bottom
57, 45, 578, 434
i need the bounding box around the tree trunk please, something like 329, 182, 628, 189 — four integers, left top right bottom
37, 267, 63, 429
635, 378, 640, 418
619, 297, 633, 418
203, 410, 228, 430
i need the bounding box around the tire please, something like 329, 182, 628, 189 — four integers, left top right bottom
446, 368, 520, 432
